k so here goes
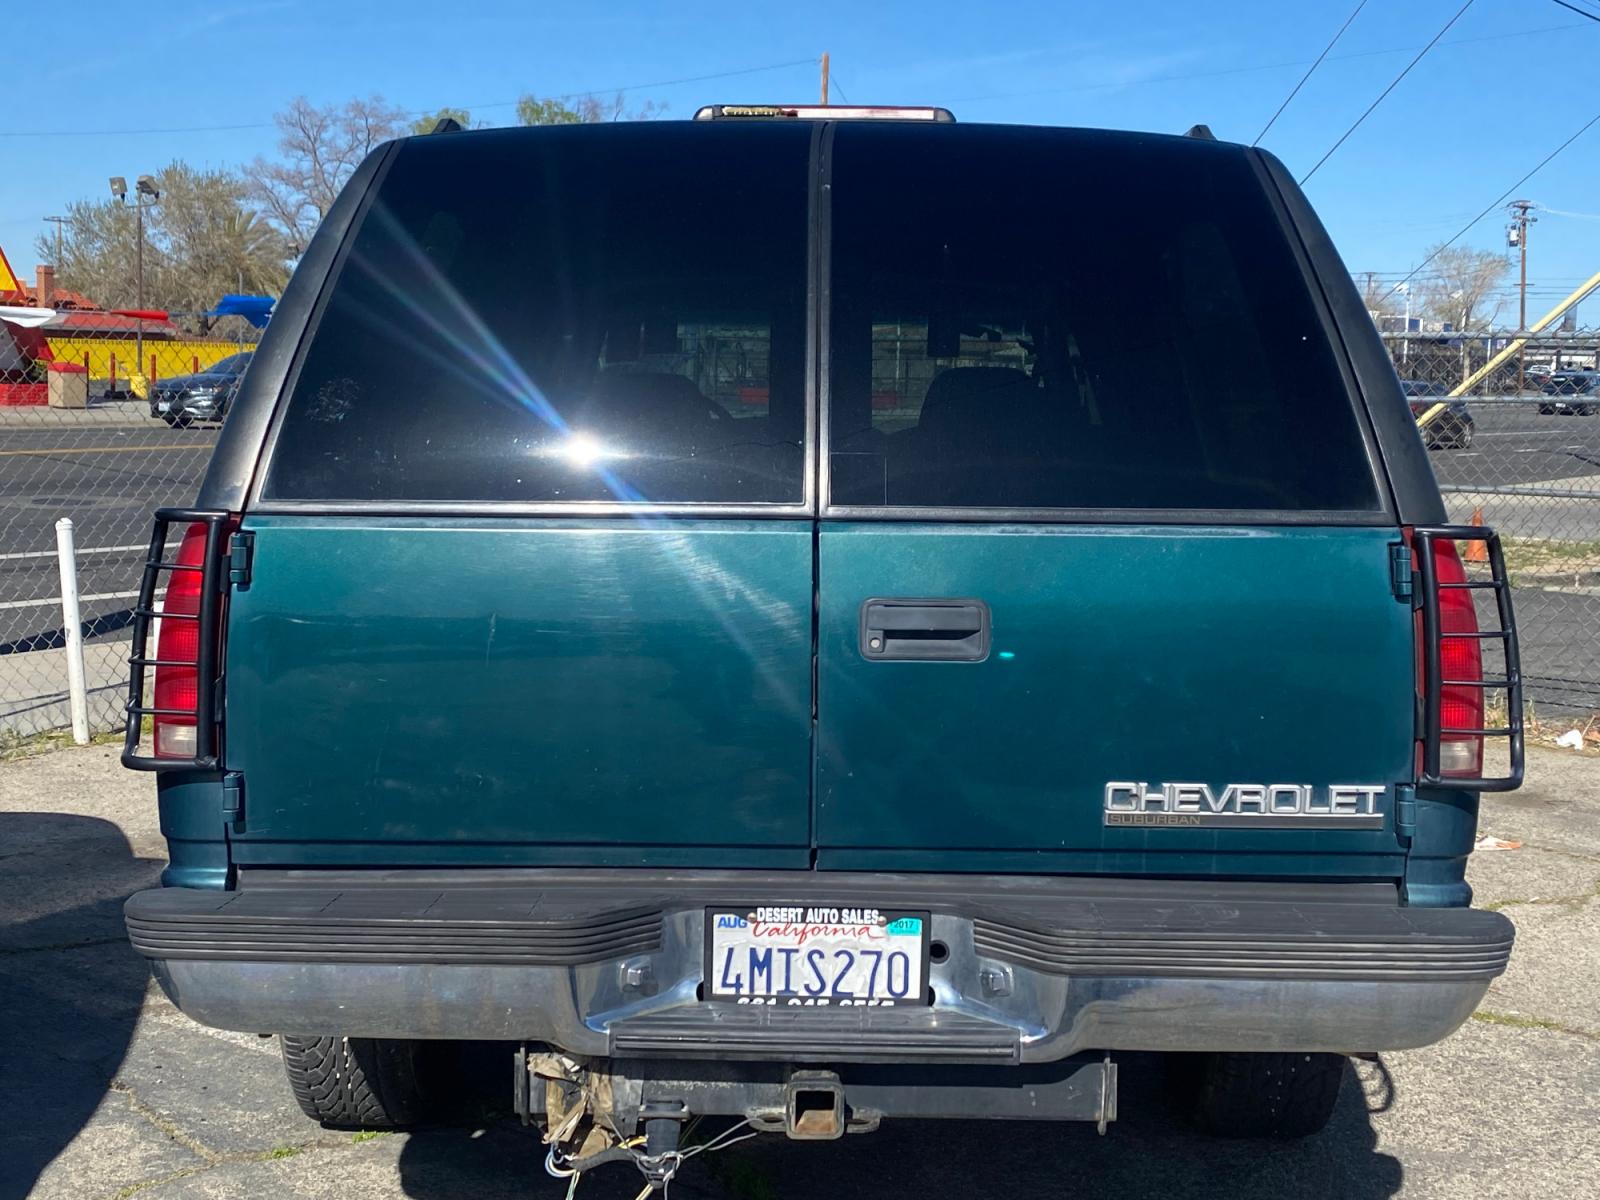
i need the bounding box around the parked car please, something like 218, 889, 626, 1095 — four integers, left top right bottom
1538, 370, 1599, 415
119, 111, 1523, 1179
1401, 380, 1475, 449
148, 351, 253, 425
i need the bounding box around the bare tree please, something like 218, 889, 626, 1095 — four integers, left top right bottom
245, 96, 408, 257
1353, 272, 1398, 319
1417, 245, 1510, 332
239, 91, 665, 257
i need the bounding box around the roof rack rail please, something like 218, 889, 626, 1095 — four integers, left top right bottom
429, 117, 464, 135
1184, 124, 1217, 140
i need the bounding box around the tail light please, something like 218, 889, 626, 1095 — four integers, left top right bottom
1410, 525, 1524, 791
1431, 539, 1484, 777
152, 523, 210, 758
123, 510, 234, 770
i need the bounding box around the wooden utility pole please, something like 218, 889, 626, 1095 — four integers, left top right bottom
821, 53, 830, 105
1508, 199, 1536, 393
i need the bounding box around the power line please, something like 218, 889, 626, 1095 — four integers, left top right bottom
1299, 0, 1476, 184
1254, 0, 1369, 145
944, 18, 1594, 106
0, 58, 818, 139
1550, 0, 1600, 22
1377, 109, 1600, 308
0, 120, 266, 139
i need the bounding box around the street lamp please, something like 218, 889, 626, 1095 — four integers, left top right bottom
1395, 282, 1412, 366
110, 173, 160, 387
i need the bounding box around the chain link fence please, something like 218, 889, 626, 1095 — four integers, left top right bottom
3, 322, 1599, 741
1388, 331, 1600, 718
1, 330, 253, 742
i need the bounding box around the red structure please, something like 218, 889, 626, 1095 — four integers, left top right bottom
0, 244, 182, 404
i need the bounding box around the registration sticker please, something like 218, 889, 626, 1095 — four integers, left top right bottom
705, 905, 930, 1007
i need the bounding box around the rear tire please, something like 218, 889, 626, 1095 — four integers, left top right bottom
1186, 1051, 1345, 1139
280, 1035, 435, 1129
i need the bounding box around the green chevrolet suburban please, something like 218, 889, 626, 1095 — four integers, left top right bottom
121, 106, 1524, 1184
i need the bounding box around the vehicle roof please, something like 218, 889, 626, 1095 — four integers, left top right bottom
394, 117, 1253, 156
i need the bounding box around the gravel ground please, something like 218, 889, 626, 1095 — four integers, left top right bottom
1, 742, 1596, 1200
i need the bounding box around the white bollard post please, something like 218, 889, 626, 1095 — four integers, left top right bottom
55, 517, 91, 745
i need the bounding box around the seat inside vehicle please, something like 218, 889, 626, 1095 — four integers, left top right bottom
578, 370, 731, 444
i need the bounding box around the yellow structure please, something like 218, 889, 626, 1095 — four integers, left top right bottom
45, 336, 250, 384
1416, 268, 1600, 429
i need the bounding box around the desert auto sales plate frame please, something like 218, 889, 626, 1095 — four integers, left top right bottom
705, 905, 932, 1006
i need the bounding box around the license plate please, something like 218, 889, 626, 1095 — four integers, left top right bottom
705, 905, 930, 1006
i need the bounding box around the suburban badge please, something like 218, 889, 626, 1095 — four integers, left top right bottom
1104, 782, 1386, 829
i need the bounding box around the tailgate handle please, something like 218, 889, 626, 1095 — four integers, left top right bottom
859, 598, 990, 662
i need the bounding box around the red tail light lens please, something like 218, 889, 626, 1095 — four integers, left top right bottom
152, 522, 209, 758
1433, 539, 1484, 777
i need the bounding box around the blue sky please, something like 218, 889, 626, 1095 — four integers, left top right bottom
4, 0, 1598, 323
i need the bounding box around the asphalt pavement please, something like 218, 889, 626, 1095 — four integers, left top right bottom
2, 740, 1596, 1200
0, 420, 214, 594
1430, 399, 1600, 492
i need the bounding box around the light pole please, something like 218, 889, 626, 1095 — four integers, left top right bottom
1396, 282, 1411, 367
1507, 200, 1536, 394
1450, 289, 1468, 384
110, 174, 160, 386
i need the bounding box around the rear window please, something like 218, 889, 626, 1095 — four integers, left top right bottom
211, 353, 251, 375
826, 124, 1382, 512
263, 123, 810, 504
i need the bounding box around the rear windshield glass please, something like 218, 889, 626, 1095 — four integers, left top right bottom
210, 353, 251, 375
263, 123, 810, 504
826, 124, 1382, 512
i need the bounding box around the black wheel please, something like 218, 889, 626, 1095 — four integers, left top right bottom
1539, 404, 1555, 415
1185, 1051, 1345, 1139
280, 1035, 437, 1129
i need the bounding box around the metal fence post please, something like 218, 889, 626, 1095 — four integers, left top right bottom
54, 517, 91, 745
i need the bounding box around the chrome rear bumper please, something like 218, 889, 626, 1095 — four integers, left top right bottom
129, 871, 1512, 1062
